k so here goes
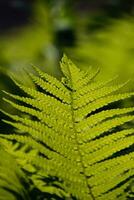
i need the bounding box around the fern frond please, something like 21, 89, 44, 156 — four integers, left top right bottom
79, 115, 134, 142
74, 80, 129, 108
74, 75, 118, 98
60, 55, 100, 91
1, 55, 134, 200
2, 97, 71, 133
29, 72, 71, 103
77, 107, 134, 131
31, 65, 69, 94
75, 92, 134, 120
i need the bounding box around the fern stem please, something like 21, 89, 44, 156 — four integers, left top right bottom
71, 95, 95, 200
68, 67, 95, 200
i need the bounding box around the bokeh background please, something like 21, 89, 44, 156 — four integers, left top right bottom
0, 0, 134, 131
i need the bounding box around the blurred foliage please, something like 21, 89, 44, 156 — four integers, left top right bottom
68, 17, 134, 82
0, 148, 31, 200
0, 1, 55, 77
0, 1, 133, 80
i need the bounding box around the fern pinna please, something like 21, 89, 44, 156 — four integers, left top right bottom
0, 55, 134, 200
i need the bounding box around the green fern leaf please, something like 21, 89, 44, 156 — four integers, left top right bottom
1, 55, 134, 200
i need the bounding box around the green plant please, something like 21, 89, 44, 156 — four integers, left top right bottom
0, 55, 134, 199
0, 148, 31, 200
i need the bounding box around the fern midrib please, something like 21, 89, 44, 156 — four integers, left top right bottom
68, 69, 95, 200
